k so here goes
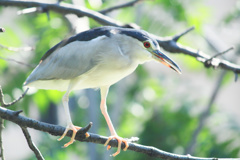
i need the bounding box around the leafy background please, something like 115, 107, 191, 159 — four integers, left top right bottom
0, 0, 240, 159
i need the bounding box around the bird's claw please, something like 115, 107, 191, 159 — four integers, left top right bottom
104, 135, 129, 157
58, 124, 89, 147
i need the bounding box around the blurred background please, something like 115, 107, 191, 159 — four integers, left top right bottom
0, 0, 240, 159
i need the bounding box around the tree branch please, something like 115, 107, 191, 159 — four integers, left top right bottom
0, 118, 4, 160
0, 56, 34, 68
0, 0, 123, 27
0, 106, 234, 160
0, 0, 239, 159
21, 126, 44, 160
0, 86, 29, 107
152, 28, 240, 75
0, 44, 34, 52
0, 1, 239, 76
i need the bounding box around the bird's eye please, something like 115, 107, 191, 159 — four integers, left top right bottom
143, 42, 151, 48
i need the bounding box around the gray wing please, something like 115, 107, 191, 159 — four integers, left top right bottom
25, 39, 103, 85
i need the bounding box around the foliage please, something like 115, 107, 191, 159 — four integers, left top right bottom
0, 0, 239, 159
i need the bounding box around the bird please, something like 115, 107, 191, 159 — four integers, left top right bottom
24, 26, 181, 156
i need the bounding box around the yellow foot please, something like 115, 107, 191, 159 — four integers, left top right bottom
104, 135, 129, 157
58, 123, 90, 147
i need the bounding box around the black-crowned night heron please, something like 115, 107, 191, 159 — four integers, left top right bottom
24, 26, 181, 156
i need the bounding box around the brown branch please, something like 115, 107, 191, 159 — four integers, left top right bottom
0, 106, 234, 160
0, 86, 29, 107
21, 127, 44, 160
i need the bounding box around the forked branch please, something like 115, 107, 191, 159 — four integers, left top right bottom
0, 106, 234, 160
0, 0, 239, 76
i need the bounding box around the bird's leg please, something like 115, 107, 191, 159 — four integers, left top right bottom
100, 86, 129, 157
58, 91, 89, 147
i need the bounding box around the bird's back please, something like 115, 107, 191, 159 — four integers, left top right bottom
24, 26, 152, 91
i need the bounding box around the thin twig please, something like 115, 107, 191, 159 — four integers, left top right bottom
152, 29, 240, 74
0, 86, 29, 107
0, 0, 123, 27
173, 26, 195, 42
210, 46, 234, 59
21, 126, 44, 160
0, 118, 4, 160
0, 0, 239, 74
0, 106, 236, 160
204, 47, 234, 68
185, 70, 226, 154
100, 0, 142, 14
77, 122, 92, 134
0, 56, 34, 68
0, 44, 34, 52
13, 110, 23, 116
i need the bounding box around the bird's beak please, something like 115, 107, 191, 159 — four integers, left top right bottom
152, 50, 182, 74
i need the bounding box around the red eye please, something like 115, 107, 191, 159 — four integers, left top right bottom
144, 42, 151, 48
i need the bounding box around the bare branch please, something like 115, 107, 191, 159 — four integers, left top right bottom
173, 26, 195, 42
0, 86, 29, 107
21, 126, 44, 160
0, 0, 123, 27
0, 44, 34, 52
211, 46, 234, 59
0, 106, 236, 160
13, 110, 23, 116
204, 47, 234, 68
0, 56, 34, 68
77, 122, 92, 135
0, 118, 5, 160
0, 0, 239, 74
100, 0, 143, 14
152, 30, 240, 74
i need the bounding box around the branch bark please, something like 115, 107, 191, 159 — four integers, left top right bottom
21, 127, 44, 160
0, 1, 239, 75
0, 1, 239, 159
0, 106, 234, 160
0, 86, 29, 107
0, 0, 123, 27
0, 118, 4, 160
152, 30, 240, 75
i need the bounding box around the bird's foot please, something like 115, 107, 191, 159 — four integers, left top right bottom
58, 123, 90, 147
104, 135, 129, 157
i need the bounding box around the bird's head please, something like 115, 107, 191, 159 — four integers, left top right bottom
141, 39, 181, 74
119, 28, 181, 74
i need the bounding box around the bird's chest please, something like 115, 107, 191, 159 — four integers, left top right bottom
74, 61, 138, 89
